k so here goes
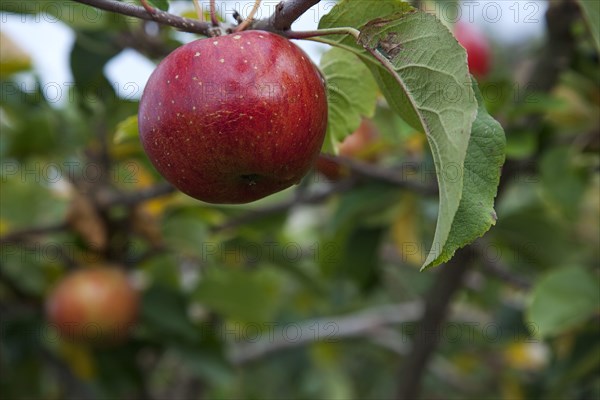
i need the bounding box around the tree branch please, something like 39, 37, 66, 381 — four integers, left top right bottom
253, 0, 321, 32
212, 177, 357, 232
100, 182, 176, 208
73, 0, 322, 36
0, 223, 68, 245
320, 155, 438, 195
73, 0, 214, 35
473, 240, 532, 290
396, 247, 474, 400
228, 301, 423, 365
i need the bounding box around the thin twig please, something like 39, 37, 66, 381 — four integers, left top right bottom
209, 0, 219, 26
473, 240, 532, 290
139, 0, 155, 15
192, 0, 202, 21
234, 0, 262, 32
286, 27, 360, 40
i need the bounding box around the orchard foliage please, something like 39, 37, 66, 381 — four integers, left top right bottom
1, 0, 599, 399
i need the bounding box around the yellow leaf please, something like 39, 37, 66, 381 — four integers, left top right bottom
391, 194, 424, 267
130, 161, 172, 217
310, 342, 340, 367
0, 32, 32, 78
403, 131, 426, 157
503, 342, 549, 371
58, 342, 96, 380
501, 375, 525, 400
0, 219, 10, 236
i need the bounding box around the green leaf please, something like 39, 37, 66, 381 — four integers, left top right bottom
320, 1, 482, 268
319, 47, 378, 152
162, 209, 209, 259
527, 267, 600, 337
114, 115, 139, 144
193, 267, 282, 323
0, 167, 69, 231
140, 285, 199, 343
578, 0, 600, 52
540, 147, 587, 219
70, 31, 120, 100
148, 0, 170, 12
423, 80, 506, 269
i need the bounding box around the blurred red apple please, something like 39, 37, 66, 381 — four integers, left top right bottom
316, 118, 379, 180
139, 30, 328, 204
454, 21, 491, 78
46, 266, 139, 344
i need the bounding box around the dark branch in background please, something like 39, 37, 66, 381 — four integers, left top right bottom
320, 155, 438, 195
396, 2, 582, 398
73, 0, 213, 34
213, 153, 438, 233
212, 177, 357, 232
0, 223, 68, 245
396, 248, 474, 400
524, 0, 580, 94
99, 182, 176, 208
501, 0, 580, 191
473, 240, 532, 290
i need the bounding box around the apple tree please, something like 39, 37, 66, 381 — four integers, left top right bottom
1, 0, 599, 399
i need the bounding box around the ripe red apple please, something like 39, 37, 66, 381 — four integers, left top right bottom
454, 21, 491, 78
316, 118, 379, 180
46, 266, 139, 343
138, 30, 328, 204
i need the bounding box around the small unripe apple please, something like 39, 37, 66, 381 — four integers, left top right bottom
454, 21, 491, 78
46, 266, 139, 343
316, 118, 379, 180
139, 31, 328, 204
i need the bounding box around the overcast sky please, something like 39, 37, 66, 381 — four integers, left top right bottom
1, 0, 548, 106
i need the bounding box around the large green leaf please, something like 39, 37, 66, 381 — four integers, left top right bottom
527, 267, 600, 337
425, 81, 505, 268
320, 0, 489, 268
319, 47, 378, 152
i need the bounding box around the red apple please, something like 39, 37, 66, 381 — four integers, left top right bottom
138, 30, 328, 204
316, 118, 379, 180
46, 266, 139, 343
454, 21, 491, 78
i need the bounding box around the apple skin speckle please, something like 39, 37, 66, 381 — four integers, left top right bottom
138, 31, 328, 204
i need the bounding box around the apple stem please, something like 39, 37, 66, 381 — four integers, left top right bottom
285, 27, 360, 41
234, 0, 262, 32
209, 0, 219, 26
